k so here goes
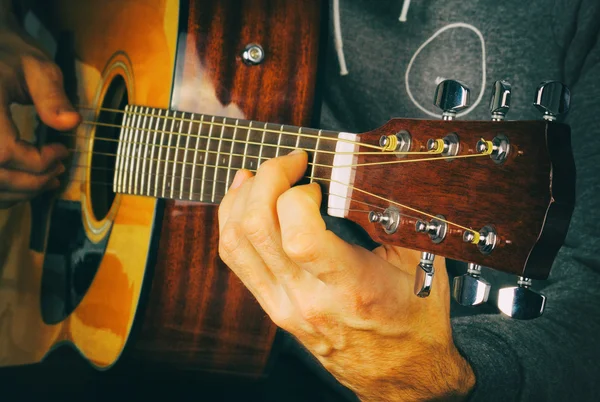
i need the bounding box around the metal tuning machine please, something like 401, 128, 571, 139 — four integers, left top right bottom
433, 79, 471, 120
463, 225, 497, 255
415, 215, 447, 244
489, 80, 511, 121
452, 263, 491, 306
497, 277, 546, 320
414, 79, 471, 299
451, 81, 514, 306
533, 81, 571, 121
368, 207, 401, 234
414, 252, 435, 298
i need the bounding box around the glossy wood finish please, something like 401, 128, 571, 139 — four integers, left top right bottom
347, 118, 574, 279
0, 0, 178, 368
131, 0, 323, 376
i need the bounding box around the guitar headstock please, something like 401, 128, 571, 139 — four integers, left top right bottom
344, 80, 575, 318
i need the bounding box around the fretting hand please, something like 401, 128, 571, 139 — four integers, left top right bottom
0, 12, 80, 209
218, 150, 475, 401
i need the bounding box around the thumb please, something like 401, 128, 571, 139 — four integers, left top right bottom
22, 56, 80, 131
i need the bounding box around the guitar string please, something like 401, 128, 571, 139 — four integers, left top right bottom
63, 173, 388, 215
60, 130, 440, 157
62, 162, 477, 234
63, 142, 490, 170
78, 105, 386, 152
77, 119, 444, 158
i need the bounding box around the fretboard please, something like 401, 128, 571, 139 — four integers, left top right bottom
113, 105, 343, 204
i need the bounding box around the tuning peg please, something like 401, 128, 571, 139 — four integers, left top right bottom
434, 79, 471, 120
369, 207, 400, 234
489, 80, 511, 121
452, 263, 491, 306
533, 81, 571, 121
414, 252, 435, 298
497, 277, 546, 320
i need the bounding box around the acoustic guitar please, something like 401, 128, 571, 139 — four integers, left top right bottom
0, 0, 574, 380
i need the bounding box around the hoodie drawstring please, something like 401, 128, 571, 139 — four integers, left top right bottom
399, 0, 411, 22
333, 0, 349, 76
333, 0, 412, 76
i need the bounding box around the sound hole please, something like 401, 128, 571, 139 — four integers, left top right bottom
90, 75, 128, 221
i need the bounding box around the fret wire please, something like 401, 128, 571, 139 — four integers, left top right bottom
200, 116, 216, 202
120, 105, 132, 193
140, 107, 152, 195
114, 105, 129, 193
147, 108, 162, 196
276, 124, 284, 158
258, 122, 267, 168
133, 106, 148, 195
212, 116, 226, 203
310, 129, 322, 183
124, 105, 139, 195
225, 118, 239, 195
295, 127, 301, 149
180, 111, 194, 199
242, 121, 252, 171
167, 112, 183, 198
155, 109, 169, 197
190, 114, 204, 201
166, 110, 177, 198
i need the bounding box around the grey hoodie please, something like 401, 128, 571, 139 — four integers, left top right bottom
307, 0, 600, 400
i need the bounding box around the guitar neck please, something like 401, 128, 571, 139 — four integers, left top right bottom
113, 105, 355, 210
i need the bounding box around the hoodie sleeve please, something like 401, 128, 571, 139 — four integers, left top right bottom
452, 1, 600, 400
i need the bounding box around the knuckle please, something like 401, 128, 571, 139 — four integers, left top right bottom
299, 303, 328, 328
241, 210, 272, 244
349, 288, 379, 318
282, 231, 321, 263
218, 223, 245, 260
270, 305, 296, 331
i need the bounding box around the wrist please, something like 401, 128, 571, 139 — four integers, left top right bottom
355, 341, 475, 402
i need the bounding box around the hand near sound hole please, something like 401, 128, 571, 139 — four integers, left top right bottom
0, 20, 80, 208
218, 150, 476, 401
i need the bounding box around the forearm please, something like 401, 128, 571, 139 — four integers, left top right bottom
354, 345, 475, 402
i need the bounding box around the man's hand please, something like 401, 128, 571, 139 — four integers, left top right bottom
0, 15, 80, 209
218, 150, 475, 401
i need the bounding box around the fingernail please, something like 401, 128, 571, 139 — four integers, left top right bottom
230, 170, 246, 190
289, 149, 304, 156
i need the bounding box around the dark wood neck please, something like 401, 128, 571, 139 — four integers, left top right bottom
113, 105, 342, 204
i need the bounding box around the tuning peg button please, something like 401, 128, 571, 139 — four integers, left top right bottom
452, 263, 491, 306
489, 80, 511, 121
497, 277, 546, 320
414, 252, 435, 298
434, 80, 471, 120
533, 81, 571, 121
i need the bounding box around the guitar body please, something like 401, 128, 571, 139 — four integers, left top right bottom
0, 0, 322, 377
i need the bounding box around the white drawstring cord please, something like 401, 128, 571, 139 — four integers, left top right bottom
333, 0, 349, 76
399, 0, 411, 22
